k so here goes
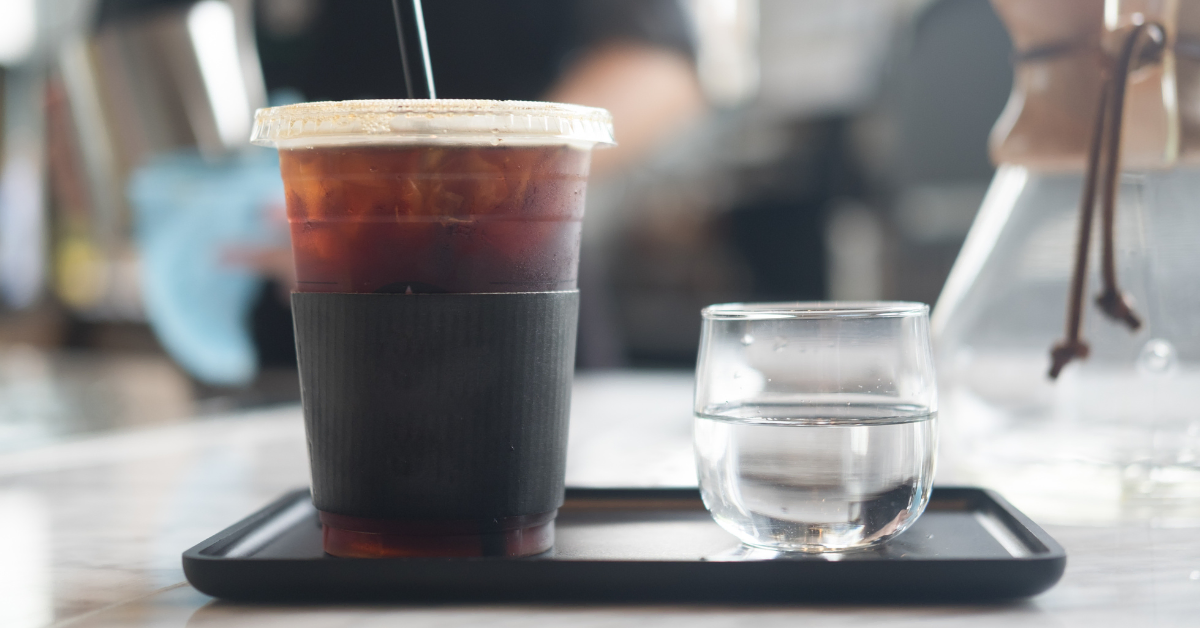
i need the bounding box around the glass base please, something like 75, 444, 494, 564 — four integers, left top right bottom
319, 510, 556, 558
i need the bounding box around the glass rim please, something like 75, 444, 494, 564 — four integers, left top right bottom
701, 301, 929, 320
251, 99, 615, 149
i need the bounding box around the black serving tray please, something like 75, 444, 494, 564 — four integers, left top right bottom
183, 487, 1065, 603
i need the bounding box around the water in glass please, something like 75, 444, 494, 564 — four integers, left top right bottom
695, 403, 936, 552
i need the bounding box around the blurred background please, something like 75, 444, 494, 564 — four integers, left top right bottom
0, 0, 1014, 449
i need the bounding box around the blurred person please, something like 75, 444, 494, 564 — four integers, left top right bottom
245, 0, 707, 369
113, 0, 703, 387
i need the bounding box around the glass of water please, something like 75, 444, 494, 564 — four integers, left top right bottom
694, 302, 937, 553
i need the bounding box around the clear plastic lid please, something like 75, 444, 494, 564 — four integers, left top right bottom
250, 99, 615, 150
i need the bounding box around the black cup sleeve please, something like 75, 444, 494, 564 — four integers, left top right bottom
291, 290, 579, 520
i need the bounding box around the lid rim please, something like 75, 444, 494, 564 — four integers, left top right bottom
250, 99, 615, 148
254, 98, 613, 116
702, 301, 930, 320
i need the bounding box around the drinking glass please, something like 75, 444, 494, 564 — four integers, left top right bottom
694, 302, 938, 553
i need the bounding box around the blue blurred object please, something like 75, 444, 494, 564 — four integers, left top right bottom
129, 149, 285, 386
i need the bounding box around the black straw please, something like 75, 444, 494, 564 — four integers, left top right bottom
391, 0, 436, 99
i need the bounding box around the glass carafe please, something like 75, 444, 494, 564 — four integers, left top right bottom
934, 0, 1200, 525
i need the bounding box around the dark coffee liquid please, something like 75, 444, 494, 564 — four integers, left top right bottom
320, 510, 556, 558
281, 145, 591, 294
282, 144, 588, 558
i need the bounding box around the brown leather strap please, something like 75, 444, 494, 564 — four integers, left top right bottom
1049, 22, 1164, 379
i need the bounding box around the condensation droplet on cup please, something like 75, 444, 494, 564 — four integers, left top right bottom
741, 334, 754, 346
1137, 338, 1178, 375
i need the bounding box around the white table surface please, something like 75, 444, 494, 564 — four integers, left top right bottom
1, 370, 1198, 628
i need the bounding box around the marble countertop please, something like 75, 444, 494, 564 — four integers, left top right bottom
1, 371, 1198, 628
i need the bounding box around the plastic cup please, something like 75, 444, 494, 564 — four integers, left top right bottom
252, 100, 614, 557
